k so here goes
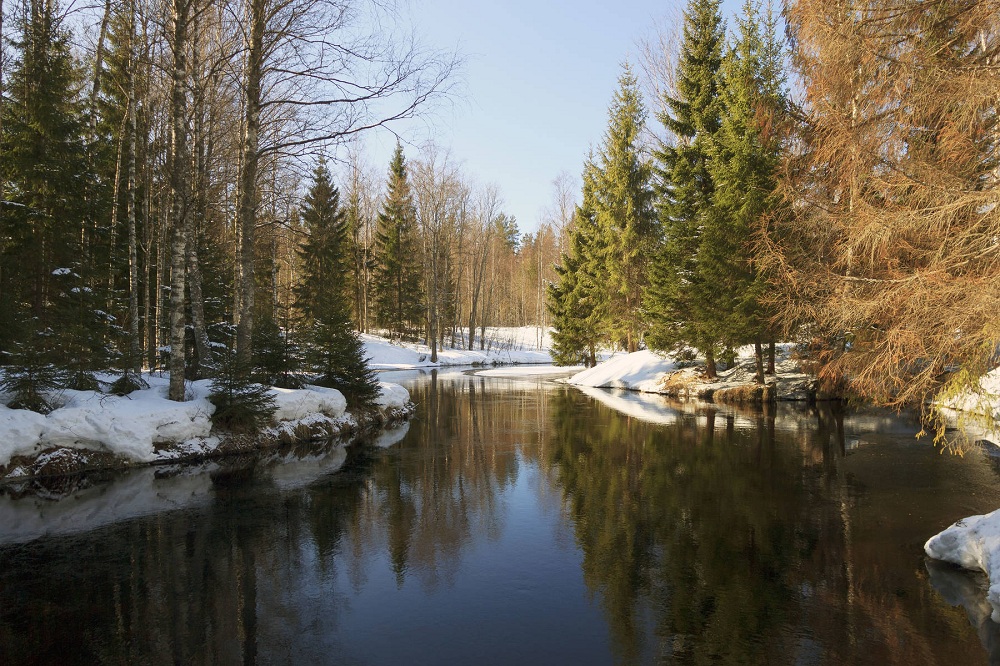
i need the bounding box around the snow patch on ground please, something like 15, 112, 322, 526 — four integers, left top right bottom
566, 350, 677, 392
926, 508, 1000, 622
271, 385, 347, 421
376, 382, 411, 410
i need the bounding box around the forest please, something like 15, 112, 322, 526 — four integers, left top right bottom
1, 0, 999, 425
0, 0, 563, 416
548, 0, 1000, 424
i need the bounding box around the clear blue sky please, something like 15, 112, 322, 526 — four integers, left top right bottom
366, 0, 743, 233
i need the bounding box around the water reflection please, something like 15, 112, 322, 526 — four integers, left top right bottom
1, 370, 999, 664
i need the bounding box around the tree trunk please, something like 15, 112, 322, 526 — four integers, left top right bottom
127, 32, 140, 373
167, 0, 191, 401
235, 0, 265, 368
705, 346, 717, 380
767, 341, 776, 375
187, 40, 211, 377
754, 341, 765, 385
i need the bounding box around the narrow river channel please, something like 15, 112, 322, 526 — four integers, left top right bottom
2, 368, 1000, 664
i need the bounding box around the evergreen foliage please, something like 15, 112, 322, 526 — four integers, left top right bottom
208, 345, 278, 434
701, 0, 787, 382
592, 65, 656, 353
296, 160, 380, 409
0, 324, 64, 414
373, 144, 424, 339
0, 1, 93, 352
547, 65, 655, 360
548, 160, 604, 366
253, 312, 303, 389
50, 266, 114, 390
644, 0, 727, 375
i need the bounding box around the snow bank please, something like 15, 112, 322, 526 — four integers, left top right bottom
0, 383, 216, 466
377, 382, 410, 410
0, 376, 411, 469
271, 385, 347, 421
925, 508, 1000, 622
566, 350, 677, 393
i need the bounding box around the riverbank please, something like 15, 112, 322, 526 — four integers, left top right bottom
564, 346, 823, 403
362, 327, 553, 369
0, 374, 413, 483
0, 327, 562, 485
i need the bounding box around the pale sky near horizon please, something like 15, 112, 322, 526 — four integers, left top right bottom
361, 0, 743, 234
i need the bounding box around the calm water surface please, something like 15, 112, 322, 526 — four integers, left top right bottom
3, 369, 1000, 665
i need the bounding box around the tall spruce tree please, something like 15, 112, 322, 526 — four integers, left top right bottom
372, 144, 424, 339
644, 0, 726, 377
296, 160, 379, 408
548, 159, 604, 366
0, 0, 105, 393
702, 0, 787, 383
593, 64, 656, 353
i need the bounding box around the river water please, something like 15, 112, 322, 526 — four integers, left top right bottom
2, 368, 1000, 665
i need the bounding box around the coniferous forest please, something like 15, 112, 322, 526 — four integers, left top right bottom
1, 0, 999, 425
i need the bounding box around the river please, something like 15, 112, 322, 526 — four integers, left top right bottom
2, 368, 1000, 665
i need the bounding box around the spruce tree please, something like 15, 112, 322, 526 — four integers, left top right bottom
296, 160, 380, 409
0, 0, 92, 343
372, 144, 424, 340
701, 0, 788, 383
593, 64, 656, 353
548, 159, 604, 366
644, 0, 726, 377
0, 0, 110, 389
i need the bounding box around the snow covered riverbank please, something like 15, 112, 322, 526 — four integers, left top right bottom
926, 509, 1000, 623
0, 374, 412, 482
564, 346, 819, 402
363, 327, 553, 369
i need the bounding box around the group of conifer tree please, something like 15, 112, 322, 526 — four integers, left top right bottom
552, 0, 1000, 423
0, 0, 438, 417
550, 0, 787, 384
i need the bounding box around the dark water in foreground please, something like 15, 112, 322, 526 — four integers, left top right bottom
3, 369, 1000, 665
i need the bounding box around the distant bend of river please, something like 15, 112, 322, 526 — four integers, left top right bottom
2, 368, 1000, 665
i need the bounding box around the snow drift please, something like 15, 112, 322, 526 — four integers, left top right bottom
925, 509, 1000, 622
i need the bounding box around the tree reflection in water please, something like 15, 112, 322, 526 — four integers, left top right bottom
0, 370, 998, 664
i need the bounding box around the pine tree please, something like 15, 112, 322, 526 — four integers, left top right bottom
593, 64, 656, 353
645, 0, 726, 377
372, 144, 424, 340
701, 0, 787, 383
296, 160, 380, 409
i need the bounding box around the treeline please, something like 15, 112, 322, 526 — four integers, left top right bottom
549, 0, 1000, 417
0, 0, 561, 410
